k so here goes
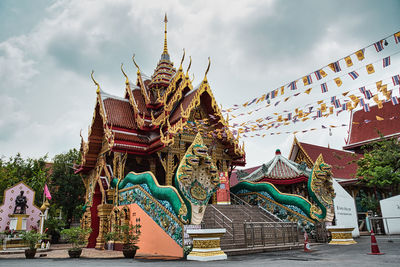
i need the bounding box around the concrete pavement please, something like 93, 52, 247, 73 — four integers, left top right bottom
0, 236, 399, 266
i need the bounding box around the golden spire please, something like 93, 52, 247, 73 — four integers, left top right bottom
91, 70, 100, 94
163, 13, 168, 55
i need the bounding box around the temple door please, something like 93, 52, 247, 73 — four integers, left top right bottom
87, 183, 101, 248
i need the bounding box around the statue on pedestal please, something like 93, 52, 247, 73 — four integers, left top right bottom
13, 191, 28, 214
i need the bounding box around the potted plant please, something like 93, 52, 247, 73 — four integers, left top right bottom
118, 223, 141, 258
61, 227, 92, 258
20, 230, 46, 259
104, 231, 119, 250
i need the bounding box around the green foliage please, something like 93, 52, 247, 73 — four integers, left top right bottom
118, 224, 141, 250
359, 193, 379, 212
0, 153, 49, 204
357, 137, 400, 192
50, 148, 85, 227
61, 227, 91, 249
20, 230, 47, 249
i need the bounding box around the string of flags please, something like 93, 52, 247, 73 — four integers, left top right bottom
224, 52, 399, 119
222, 30, 400, 113
226, 74, 400, 129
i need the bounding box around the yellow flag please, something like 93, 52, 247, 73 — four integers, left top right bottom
301, 117, 309, 122
376, 116, 384, 121
243, 101, 249, 107
277, 115, 283, 122
329, 107, 333, 114
345, 56, 353, 67
342, 91, 349, 96
281, 86, 285, 95
302, 76, 310, 86
256, 94, 266, 103
376, 80, 382, 90
304, 88, 312, 94
373, 94, 380, 103
320, 69, 327, 77
284, 97, 290, 102
334, 77, 342, 87
321, 103, 327, 112
298, 110, 303, 118
349, 94, 358, 102
366, 64, 375, 74
356, 49, 365, 61
381, 84, 387, 94
317, 100, 324, 105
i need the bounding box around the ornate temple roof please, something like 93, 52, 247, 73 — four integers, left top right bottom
77, 16, 245, 172
343, 101, 400, 151
289, 137, 361, 183
235, 149, 311, 185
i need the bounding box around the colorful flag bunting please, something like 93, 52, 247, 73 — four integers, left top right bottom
348, 71, 359, 80
304, 88, 312, 94
329, 107, 334, 114
360, 98, 365, 106
334, 77, 343, 87
334, 99, 341, 108
281, 86, 285, 95
342, 104, 347, 111
317, 110, 322, 118
366, 64, 375, 74
287, 113, 292, 120
342, 91, 349, 96
274, 101, 280, 106
328, 61, 341, 73
321, 83, 328, 93
271, 89, 277, 99
331, 96, 336, 103
345, 56, 353, 67
363, 103, 370, 112
395, 32, 400, 44
284, 96, 290, 102
383, 56, 391, 68
321, 103, 327, 112
376, 80, 382, 90
359, 86, 366, 95
374, 40, 384, 52
355, 49, 365, 61
302, 75, 313, 86
391, 96, 399, 105
392, 75, 400, 86
314, 69, 327, 80
365, 90, 373, 100
288, 81, 297, 90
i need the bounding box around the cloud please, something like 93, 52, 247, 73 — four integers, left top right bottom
0, 0, 399, 166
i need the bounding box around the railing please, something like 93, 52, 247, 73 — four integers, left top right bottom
367, 216, 400, 239
206, 205, 235, 243
243, 221, 299, 248
230, 192, 272, 223
239, 192, 315, 224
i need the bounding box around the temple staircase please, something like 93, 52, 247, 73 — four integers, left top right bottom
201, 193, 300, 255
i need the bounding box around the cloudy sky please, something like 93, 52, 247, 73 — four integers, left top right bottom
0, 0, 399, 167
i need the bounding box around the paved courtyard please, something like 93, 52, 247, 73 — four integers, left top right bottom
1, 236, 399, 266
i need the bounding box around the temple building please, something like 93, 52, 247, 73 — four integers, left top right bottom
76, 15, 245, 250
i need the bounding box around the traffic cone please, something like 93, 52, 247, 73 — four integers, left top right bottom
368, 230, 384, 255
304, 232, 312, 252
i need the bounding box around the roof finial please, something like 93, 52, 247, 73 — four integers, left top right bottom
186, 56, 192, 76
179, 48, 185, 70
204, 57, 211, 79
132, 54, 140, 73
163, 13, 169, 56
91, 70, 100, 94
120, 63, 129, 85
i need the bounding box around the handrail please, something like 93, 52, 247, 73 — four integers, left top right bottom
257, 204, 283, 222
231, 192, 278, 223
243, 221, 299, 247
230, 192, 260, 221
209, 204, 233, 223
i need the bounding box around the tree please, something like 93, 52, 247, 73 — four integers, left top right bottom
357, 137, 400, 194
50, 149, 85, 227
0, 154, 49, 204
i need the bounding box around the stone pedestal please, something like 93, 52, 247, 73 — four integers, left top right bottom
327, 226, 357, 245
187, 229, 227, 261
9, 214, 29, 231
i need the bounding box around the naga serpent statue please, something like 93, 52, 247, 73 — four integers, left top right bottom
111, 132, 220, 225
231, 154, 335, 223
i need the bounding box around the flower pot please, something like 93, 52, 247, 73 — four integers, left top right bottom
25, 248, 37, 259
68, 248, 83, 258
122, 247, 137, 258
106, 241, 114, 250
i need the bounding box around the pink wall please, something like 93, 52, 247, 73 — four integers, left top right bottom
0, 182, 42, 231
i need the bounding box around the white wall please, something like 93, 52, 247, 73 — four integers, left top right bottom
332, 179, 360, 237
380, 195, 400, 234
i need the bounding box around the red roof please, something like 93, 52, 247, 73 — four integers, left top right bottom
230, 166, 259, 187
344, 101, 400, 150
299, 142, 361, 180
